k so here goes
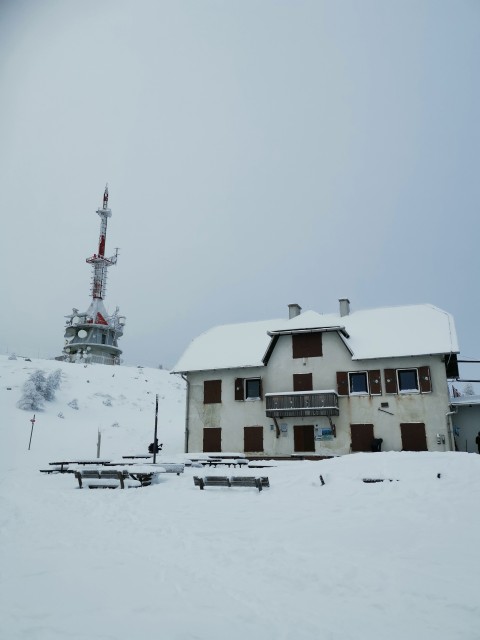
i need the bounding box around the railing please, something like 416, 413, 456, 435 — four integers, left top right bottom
265, 391, 339, 417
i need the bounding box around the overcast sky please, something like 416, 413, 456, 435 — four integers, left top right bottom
1, 1, 479, 378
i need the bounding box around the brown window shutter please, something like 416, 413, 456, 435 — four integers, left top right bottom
292, 333, 323, 358
235, 378, 244, 401
418, 366, 432, 393
368, 370, 382, 395
204, 380, 222, 404
384, 369, 398, 394
293, 373, 313, 392
337, 371, 349, 396
258, 378, 263, 400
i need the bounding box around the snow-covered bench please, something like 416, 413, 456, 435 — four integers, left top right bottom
193, 476, 269, 492
75, 469, 139, 489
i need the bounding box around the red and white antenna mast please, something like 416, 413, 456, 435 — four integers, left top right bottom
86, 184, 119, 300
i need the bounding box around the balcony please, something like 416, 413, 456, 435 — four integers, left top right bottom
265, 390, 339, 418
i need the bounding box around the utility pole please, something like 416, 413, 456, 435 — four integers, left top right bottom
96, 429, 102, 458
153, 394, 159, 464
28, 414, 36, 450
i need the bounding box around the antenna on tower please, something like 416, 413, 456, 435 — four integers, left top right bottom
103, 183, 109, 210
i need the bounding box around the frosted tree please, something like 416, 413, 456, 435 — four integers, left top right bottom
17, 379, 45, 411
44, 369, 62, 401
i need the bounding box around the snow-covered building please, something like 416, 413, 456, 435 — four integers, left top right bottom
172, 300, 460, 457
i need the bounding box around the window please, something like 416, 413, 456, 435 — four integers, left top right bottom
385, 366, 431, 394
349, 372, 368, 394
397, 369, 419, 393
337, 370, 382, 396
292, 333, 323, 359
204, 380, 221, 404
245, 378, 261, 400
235, 378, 262, 401
101, 334, 107, 345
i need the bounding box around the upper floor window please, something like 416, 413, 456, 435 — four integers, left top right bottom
384, 366, 432, 394
245, 378, 262, 400
349, 371, 368, 394
337, 370, 382, 396
204, 380, 221, 404
292, 333, 323, 359
235, 377, 263, 401
397, 369, 419, 393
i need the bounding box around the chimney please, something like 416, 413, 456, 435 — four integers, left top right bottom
339, 298, 350, 317
288, 303, 302, 319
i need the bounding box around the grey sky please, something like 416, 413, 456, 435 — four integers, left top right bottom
1, 1, 479, 377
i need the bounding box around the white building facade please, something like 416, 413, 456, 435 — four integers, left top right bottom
173, 300, 460, 457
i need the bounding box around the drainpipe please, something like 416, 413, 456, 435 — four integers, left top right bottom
181, 374, 190, 453
445, 409, 457, 452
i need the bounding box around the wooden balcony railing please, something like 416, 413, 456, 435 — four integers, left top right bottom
265, 391, 339, 417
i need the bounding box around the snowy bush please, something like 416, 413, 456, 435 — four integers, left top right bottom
17, 368, 63, 410
8, 353, 17, 360
68, 399, 79, 410
103, 398, 112, 407
17, 379, 45, 411
57, 412, 64, 419
43, 369, 63, 401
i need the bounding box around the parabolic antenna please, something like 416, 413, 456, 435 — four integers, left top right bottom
78, 329, 88, 339
72, 316, 80, 325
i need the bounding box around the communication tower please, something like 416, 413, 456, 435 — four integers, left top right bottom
62, 186, 126, 365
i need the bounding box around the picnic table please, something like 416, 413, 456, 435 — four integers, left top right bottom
122, 455, 153, 460
203, 458, 249, 468
41, 459, 112, 473
125, 464, 166, 486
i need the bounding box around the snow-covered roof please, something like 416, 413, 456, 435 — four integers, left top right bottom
172, 304, 459, 373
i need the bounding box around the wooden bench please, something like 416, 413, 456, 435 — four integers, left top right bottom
75, 469, 132, 489
193, 476, 269, 492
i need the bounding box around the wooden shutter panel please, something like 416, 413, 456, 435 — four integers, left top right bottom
337, 372, 349, 396
418, 366, 432, 393
368, 370, 382, 395
384, 369, 398, 394
293, 373, 313, 392
258, 378, 263, 400
235, 378, 244, 401
292, 333, 323, 358
204, 380, 221, 404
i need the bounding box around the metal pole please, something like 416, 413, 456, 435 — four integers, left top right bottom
97, 429, 102, 458
28, 414, 36, 450
153, 394, 159, 464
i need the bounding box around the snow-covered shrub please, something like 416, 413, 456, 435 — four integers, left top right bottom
17, 379, 45, 411
57, 412, 64, 419
103, 398, 112, 407
8, 353, 17, 360
111, 422, 119, 428
44, 369, 62, 401
68, 399, 79, 410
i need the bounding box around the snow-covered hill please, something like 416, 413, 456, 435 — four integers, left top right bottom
0, 355, 186, 463
1, 356, 480, 640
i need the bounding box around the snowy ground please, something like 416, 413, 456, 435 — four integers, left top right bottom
1, 355, 479, 640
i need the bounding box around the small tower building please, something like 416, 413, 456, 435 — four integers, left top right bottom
62, 186, 126, 365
